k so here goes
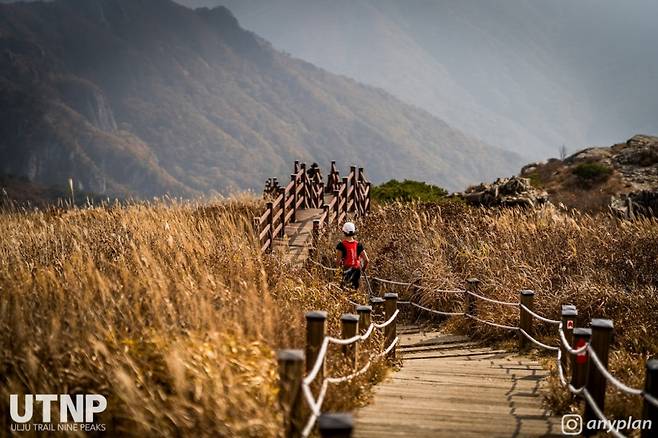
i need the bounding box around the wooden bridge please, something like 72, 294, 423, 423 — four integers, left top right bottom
257, 161, 658, 438
253, 161, 371, 264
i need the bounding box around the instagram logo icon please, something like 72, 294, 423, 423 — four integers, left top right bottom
562, 414, 583, 435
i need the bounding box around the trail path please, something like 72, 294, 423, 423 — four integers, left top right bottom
354, 325, 562, 437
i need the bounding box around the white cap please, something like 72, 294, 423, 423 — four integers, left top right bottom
342, 222, 356, 235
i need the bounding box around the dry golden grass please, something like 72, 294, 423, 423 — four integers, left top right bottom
3, 196, 656, 436
0, 196, 388, 437
317, 201, 658, 421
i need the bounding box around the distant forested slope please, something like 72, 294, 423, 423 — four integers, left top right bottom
0, 0, 519, 197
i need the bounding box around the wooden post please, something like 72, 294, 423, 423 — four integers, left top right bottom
318, 182, 325, 207
253, 217, 260, 241
356, 167, 366, 215
305, 311, 327, 385
279, 187, 286, 238
266, 201, 274, 253
341, 314, 359, 368
464, 278, 479, 316
642, 359, 658, 438
277, 349, 305, 438
584, 319, 614, 436
519, 290, 534, 350
318, 413, 353, 438
333, 189, 340, 224
310, 219, 320, 259
301, 163, 308, 207
350, 165, 357, 213
571, 327, 591, 390
342, 177, 349, 220
384, 293, 398, 360
366, 182, 371, 213
294, 160, 300, 174
356, 305, 372, 334
291, 174, 298, 223
560, 305, 578, 373
323, 204, 330, 227
328, 161, 337, 192
370, 297, 384, 319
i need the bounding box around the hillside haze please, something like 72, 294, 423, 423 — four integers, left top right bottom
183, 0, 658, 160
0, 0, 520, 197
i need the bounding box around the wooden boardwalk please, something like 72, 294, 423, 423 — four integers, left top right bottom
272, 207, 322, 265
354, 325, 562, 437
272, 195, 332, 266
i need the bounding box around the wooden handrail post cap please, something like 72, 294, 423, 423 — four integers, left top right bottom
318, 412, 353, 438
466, 278, 480, 286
305, 310, 327, 376
384, 292, 399, 299
369, 296, 385, 317
356, 305, 372, 333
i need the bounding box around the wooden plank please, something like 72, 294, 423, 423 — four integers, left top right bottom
400, 342, 481, 353
354, 327, 561, 438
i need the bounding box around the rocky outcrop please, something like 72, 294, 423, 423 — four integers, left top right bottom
610, 190, 658, 219
55, 77, 117, 133
510, 134, 658, 214
459, 176, 549, 208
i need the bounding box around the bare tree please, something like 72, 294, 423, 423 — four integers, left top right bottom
559, 144, 567, 161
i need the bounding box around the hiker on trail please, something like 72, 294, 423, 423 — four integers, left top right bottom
336, 222, 369, 289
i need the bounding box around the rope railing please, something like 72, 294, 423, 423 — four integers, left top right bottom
462, 313, 519, 331
373, 309, 399, 329
369, 275, 464, 294
558, 322, 589, 355
405, 301, 465, 317
300, 329, 400, 437
587, 346, 644, 396
464, 289, 519, 307
518, 327, 559, 351
387, 278, 657, 436
580, 388, 626, 438
519, 303, 560, 325
278, 293, 401, 438
299, 257, 658, 436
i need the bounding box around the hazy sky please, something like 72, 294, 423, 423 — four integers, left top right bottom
175, 0, 658, 160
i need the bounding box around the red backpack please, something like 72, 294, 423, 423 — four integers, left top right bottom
342, 240, 361, 269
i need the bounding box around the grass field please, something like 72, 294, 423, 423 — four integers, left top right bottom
1, 198, 656, 435
319, 201, 658, 422
0, 197, 385, 437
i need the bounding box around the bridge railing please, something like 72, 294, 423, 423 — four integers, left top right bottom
254, 161, 371, 253
277, 294, 400, 438
304, 262, 658, 438
374, 277, 657, 438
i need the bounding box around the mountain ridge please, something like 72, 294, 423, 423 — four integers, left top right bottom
0, 0, 521, 197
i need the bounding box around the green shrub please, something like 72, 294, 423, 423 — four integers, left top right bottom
371, 179, 448, 203
572, 162, 612, 181
525, 171, 544, 188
